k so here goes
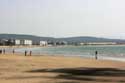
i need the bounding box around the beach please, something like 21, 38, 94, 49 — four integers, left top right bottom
0, 54, 125, 83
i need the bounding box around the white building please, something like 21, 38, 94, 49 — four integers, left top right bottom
15, 39, 21, 45
40, 41, 48, 46
20, 40, 32, 45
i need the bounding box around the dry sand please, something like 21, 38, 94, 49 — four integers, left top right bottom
0, 54, 125, 83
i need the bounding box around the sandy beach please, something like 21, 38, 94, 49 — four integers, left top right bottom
0, 54, 125, 83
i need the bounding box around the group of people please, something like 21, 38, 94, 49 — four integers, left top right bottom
0, 49, 15, 54
0, 48, 32, 56
25, 50, 32, 56
0, 48, 98, 59
0, 49, 32, 56
0, 49, 6, 54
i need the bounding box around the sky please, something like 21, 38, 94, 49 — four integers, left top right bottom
0, 0, 125, 38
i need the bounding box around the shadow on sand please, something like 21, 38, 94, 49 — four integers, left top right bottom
26, 67, 125, 82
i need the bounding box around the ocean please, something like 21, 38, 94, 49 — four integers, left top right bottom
2, 45, 125, 62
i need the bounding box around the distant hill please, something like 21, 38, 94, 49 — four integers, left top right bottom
57, 36, 125, 43
0, 34, 125, 44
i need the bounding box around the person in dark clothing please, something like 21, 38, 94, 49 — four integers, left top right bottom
95, 51, 98, 60
0, 50, 1, 54
3, 49, 5, 54
29, 51, 32, 56
13, 49, 15, 54
25, 50, 27, 56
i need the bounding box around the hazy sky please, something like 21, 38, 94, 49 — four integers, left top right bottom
0, 0, 125, 38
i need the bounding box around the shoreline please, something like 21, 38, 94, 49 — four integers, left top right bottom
2, 52, 125, 63
1, 45, 125, 62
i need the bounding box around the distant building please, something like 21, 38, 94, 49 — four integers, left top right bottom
14, 39, 21, 45
40, 41, 48, 46
20, 40, 32, 45
58, 41, 68, 45
0, 39, 33, 46
14, 39, 32, 46
50, 41, 67, 46
47, 41, 55, 46
61, 41, 68, 45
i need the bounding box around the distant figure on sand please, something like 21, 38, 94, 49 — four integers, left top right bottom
3, 49, 5, 54
25, 50, 27, 56
29, 51, 32, 56
13, 49, 15, 54
0, 50, 2, 54
95, 51, 98, 60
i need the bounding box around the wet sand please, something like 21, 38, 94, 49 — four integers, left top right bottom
0, 54, 125, 83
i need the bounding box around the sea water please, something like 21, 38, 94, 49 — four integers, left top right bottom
2, 45, 125, 62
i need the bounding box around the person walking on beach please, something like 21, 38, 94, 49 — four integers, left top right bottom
3, 49, 5, 54
0, 50, 1, 54
25, 50, 27, 56
95, 51, 98, 60
29, 51, 32, 56
13, 49, 15, 54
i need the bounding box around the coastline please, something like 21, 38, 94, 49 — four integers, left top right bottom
1, 45, 125, 62
2, 52, 125, 62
